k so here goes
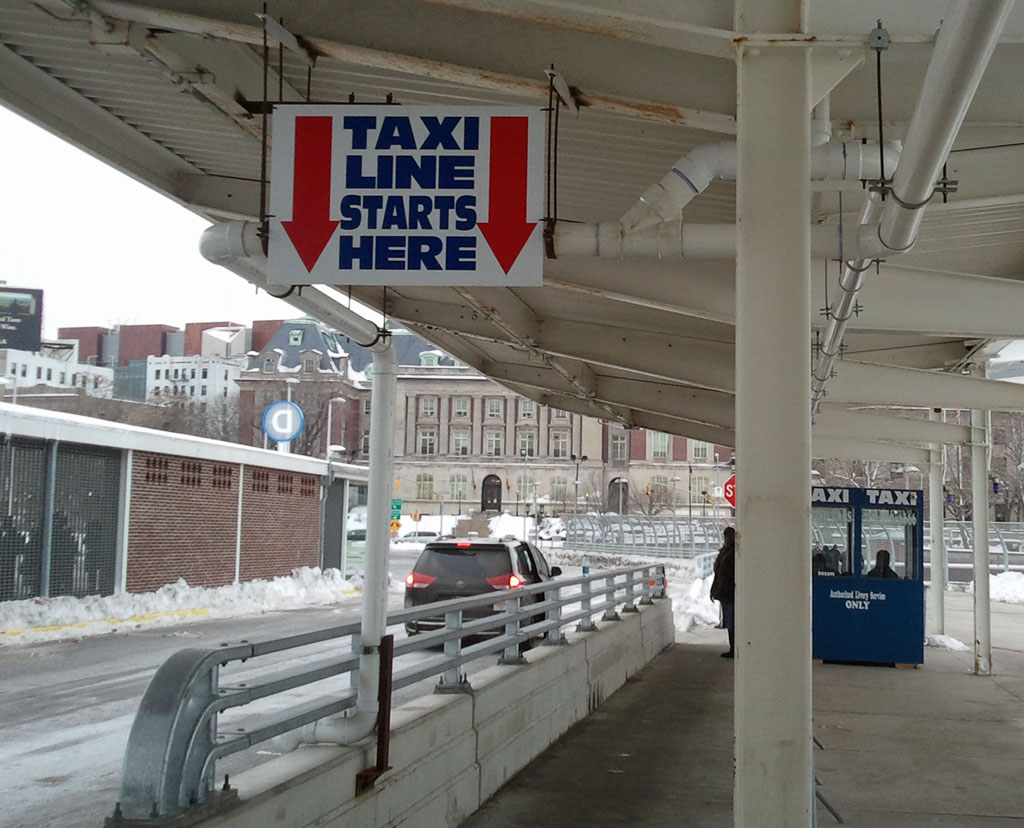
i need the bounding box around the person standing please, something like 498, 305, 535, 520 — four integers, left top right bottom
710, 526, 736, 658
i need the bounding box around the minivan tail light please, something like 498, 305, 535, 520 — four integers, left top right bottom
486, 574, 522, 589
406, 572, 436, 588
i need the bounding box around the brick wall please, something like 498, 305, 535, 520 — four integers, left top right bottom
127, 452, 321, 592
240, 467, 321, 581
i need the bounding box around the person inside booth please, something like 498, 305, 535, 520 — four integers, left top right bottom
866, 549, 901, 579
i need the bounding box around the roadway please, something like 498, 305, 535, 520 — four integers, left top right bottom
1, 546, 427, 828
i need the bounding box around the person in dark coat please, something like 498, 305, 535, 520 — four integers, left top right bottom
866, 549, 900, 579
710, 526, 736, 658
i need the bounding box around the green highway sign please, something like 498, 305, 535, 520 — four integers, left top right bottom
392, 498, 402, 510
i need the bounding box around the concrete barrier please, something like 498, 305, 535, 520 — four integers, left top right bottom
201, 597, 673, 828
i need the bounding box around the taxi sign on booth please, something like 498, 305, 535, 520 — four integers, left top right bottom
268, 105, 544, 287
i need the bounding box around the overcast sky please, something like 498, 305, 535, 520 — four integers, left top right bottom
0, 105, 300, 339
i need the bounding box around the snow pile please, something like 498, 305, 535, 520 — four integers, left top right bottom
966, 571, 1024, 604
926, 634, 971, 651
667, 575, 720, 633
987, 571, 1024, 604
489, 511, 535, 539
0, 566, 370, 647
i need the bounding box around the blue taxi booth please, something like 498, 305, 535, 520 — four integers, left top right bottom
811, 486, 925, 665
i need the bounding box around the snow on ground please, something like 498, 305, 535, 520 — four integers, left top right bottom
926, 634, 971, 651
5, 532, 1024, 649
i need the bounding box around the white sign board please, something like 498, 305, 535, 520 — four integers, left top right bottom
268, 105, 544, 286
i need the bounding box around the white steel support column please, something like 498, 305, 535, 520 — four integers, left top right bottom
735, 42, 813, 828
927, 410, 946, 635
971, 401, 992, 675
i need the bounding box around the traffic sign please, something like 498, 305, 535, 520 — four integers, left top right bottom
391, 498, 402, 510
261, 401, 305, 443
268, 105, 543, 287
390, 519, 401, 532
724, 474, 736, 508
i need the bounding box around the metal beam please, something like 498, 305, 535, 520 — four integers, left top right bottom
817, 265, 1024, 339
88, 0, 738, 133
811, 436, 932, 464
828, 361, 1024, 409
813, 408, 972, 445
483, 361, 735, 428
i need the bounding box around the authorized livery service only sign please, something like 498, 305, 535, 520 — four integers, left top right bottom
268, 105, 544, 286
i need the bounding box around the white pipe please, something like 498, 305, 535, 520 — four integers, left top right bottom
810, 192, 884, 409
621, 141, 901, 231
200, 220, 397, 746
810, 97, 831, 148
552, 220, 866, 261
877, 0, 1015, 254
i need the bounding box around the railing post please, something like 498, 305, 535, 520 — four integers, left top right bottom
545, 583, 566, 645
578, 573, 597, 631
602, 574, 621, 621
435, 609, 472, 693
499, 594, 527, 664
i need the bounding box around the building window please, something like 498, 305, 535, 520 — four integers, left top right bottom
174, 368, 180, 379
420, 352, 439, 366
201, 385, 207, 396
8, 364, 14, 375
691, 440, 710, 462
552, 408, 568, 419
20, 365, 26, 377
303, 357, 316, 373
551, 475, 569, 499
651, 432, 670, 459
451, 428, 470, 456
450, 473, 468, 501
517, 473, 538, 503
155, 369, 161, 380
289, 330, 303, 345
261, 390, 275, 406
262, 357, 275, 373
518, 429, 536, 457
691, 474, 712, 503
223, 370, 228, 381
361, 432, 370, 454
416, 473, 434, 500
419, 396, 438, 418
46, 368, 52, 381
59, 372, 66, 385
551, 431, 569, 458
520, 399, 535, 419
189, 386, 195, 396
190, 368, 196, 379
363, 399, 372, 415
486, 398, 503, 419
202, 368, 208, 379
611, 433, 627, 462
418, 428, 437, 455
452, 396, 470, 418
485, 430, 504, 457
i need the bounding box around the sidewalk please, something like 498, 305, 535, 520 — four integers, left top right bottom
459, 590, 1024, 827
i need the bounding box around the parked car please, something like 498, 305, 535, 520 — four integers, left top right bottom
395, 530, 440, 544
346, 528, 366, 541
404, 536, 562, 635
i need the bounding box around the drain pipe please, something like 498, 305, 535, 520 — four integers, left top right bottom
200, 221, 396, 746
620, 140, 901, 231
811, 0, 1014, 412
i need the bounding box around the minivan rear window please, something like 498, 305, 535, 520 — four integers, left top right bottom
415, 544, 512, 579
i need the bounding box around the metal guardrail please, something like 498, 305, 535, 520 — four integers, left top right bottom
565, 514, 729, 558
111, 564, 667, 823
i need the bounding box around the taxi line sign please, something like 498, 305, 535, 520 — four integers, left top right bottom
269, 105, 544, 287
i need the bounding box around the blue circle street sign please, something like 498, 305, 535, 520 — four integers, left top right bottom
262, 401, 305, 443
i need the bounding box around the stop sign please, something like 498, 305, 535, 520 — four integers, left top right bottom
723, 474, 736, 508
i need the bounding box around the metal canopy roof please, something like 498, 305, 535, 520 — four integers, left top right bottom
5, 0, 1024, 455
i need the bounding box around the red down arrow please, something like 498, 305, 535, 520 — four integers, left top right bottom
281, 116, 338, 272
478, 116, 535, 274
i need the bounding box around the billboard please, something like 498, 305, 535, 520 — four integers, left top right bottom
0, 288, 43, 351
